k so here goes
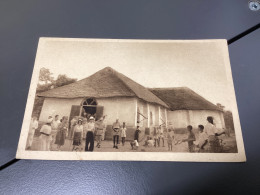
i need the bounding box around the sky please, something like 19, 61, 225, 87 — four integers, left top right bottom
35, 38, 236, 110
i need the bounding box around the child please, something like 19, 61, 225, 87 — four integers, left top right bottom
134, 126, 141, 144
153, 127, 159, 147
197, 125, 208, 152
182, 125, 196, 152
167, 129, 174, 151
121, 122, 127, 146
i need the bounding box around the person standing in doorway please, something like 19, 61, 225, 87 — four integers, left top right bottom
55, 116, 69, 151
85, 116, 95, 151
50, 115, 60, 150
26, 116, 38, 150
39, 116, 53, 151
121, 122, 127, 146
112, 119, 121, 149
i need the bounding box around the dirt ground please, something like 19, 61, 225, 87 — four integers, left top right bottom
29, 133, 237, 153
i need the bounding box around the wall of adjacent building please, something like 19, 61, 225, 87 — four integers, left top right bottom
167, 109, 225, 130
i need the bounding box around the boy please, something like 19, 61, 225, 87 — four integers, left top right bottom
182, 125, 196, 152
167, 129, 174, 151
197, 125, 208, 152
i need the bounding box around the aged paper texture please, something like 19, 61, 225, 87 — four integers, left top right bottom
16, 38, 246, 162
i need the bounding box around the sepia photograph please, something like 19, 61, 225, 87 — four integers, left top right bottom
16, 38, 246, 161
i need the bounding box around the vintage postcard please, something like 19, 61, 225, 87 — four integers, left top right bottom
16, 38, 246, 162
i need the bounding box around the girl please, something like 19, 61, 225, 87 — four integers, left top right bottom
72, 118, 83, 151
121, 122, 127, 146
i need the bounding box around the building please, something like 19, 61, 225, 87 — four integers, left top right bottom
38, 67, 169, 140
150, 87, 225, 131
37, 67, 225, 139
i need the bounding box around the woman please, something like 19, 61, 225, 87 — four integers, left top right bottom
72, 118, 83, 151
39, 116, 53, 151
26, 116, 38, 150
55, 116, 69, 151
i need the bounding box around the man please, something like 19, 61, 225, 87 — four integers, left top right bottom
50, 115, 60, 150
95, 116, 106, 148
112, 119, 121, 149
85, 116, 95, 151
204, 116, 225, 152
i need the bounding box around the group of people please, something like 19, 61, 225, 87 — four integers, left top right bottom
27, 114, 225, 153
178, 116, 226, 153
142, 116, 226, 153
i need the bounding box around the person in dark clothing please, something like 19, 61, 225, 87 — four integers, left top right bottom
134, 126, 141, 142
85, 116, 95, 152
130, 126, 141, 150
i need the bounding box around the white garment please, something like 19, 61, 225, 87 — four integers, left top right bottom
121, 127, 127, 137
39, 124, 52, 151
204, 122, 218, 137
27, 119, 38, 148
198, 131, 208, 147
51, 120, 60, 130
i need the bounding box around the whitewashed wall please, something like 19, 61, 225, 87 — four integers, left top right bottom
98, 97, 136, 126
167, 110, 225, 129
39, 97, 82, 122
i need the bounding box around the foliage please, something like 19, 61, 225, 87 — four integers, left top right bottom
38, 68, 54, 84
33, 68, 77, 118
224, 110, 235, 131
53, 74, 77, 88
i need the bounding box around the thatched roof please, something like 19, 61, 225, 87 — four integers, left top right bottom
149, 87, 222, 111
38, 67, 168, 108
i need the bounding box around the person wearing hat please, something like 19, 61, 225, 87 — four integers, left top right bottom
39, 116, 53, 151
72, 118, 83, 151
85, 116, 96, 151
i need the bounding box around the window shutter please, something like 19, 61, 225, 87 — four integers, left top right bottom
96, 106, 104, 120
69, 105, 81, 124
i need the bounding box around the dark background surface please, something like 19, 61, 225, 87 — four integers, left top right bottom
0, 0, 259, 194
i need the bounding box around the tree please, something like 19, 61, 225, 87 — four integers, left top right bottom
39, 68, 54, 84
224, 110, 235, 131
53, 74, 77, 88
33, 69, 77, 119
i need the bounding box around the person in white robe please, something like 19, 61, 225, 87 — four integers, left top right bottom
39, 116, 53, 151
26, 116, 38, 149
